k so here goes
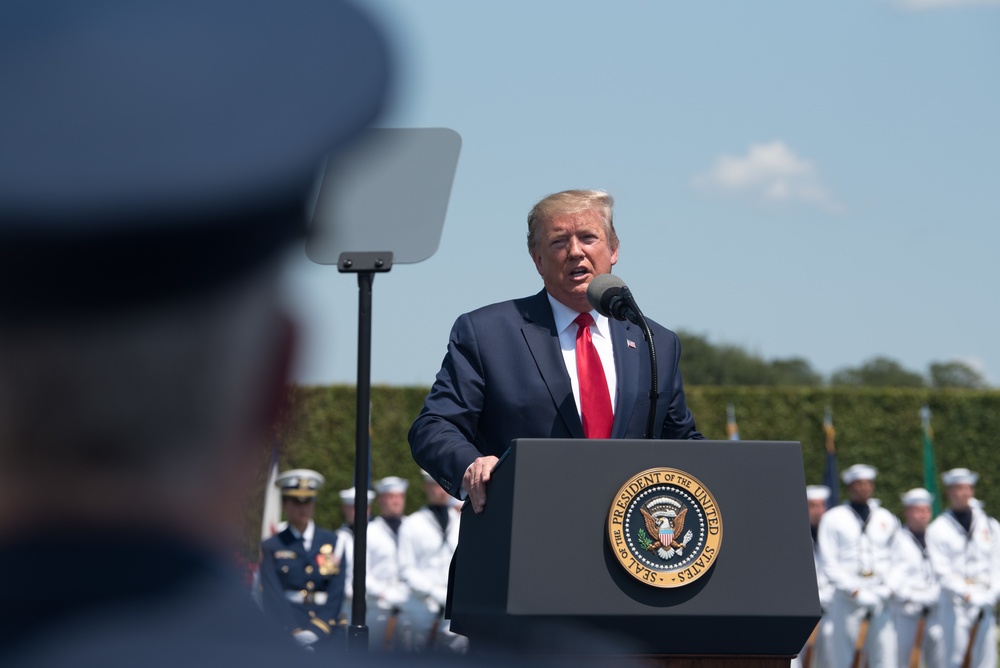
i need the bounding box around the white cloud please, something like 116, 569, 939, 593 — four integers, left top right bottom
692, 141, 845, 213
894, 0, 1000, 10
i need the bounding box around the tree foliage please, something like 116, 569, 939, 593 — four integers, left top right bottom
676, 332, 990, 390
677, 330, 823, 387
929, 360, 989, 390
830, 356, 926, 388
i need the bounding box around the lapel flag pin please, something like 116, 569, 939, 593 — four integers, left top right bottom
627, 339, 636, 349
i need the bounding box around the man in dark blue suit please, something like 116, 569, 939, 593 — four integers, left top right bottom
409, 189, 703, 514
261, 469, 348, 650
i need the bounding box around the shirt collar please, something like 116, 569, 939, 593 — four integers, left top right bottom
289, 520, 315, 543
545, 291, 610, 340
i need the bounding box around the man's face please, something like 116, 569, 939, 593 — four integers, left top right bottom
807, 498, 826, 527
847, 479, 874, 503
378, 491, 406, 519
904, 504, 932, 533
531, 208, 619, 313
946, 483, 974, 511
282, 497, 315, 531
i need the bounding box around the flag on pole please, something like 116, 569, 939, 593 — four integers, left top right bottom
920, 406, 942, 517
822, 407, 840, 509
260, 440, 282, 540
726, 403, 740, 441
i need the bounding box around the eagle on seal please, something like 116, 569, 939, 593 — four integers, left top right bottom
640, 506, 689, 560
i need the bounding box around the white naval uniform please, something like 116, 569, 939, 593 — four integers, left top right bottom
336, 524, 354, 619
817, 501, 900, 668
397, 506, 466, 652
926, 509, 1000, 668
794, 536, 836, 668
365, 515, 411, 651
886, 528, 942, 668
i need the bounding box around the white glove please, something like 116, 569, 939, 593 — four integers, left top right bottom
969, 589, 995, 609
431, 586, 448, 609
293, 630, 319, 647
383, 587, 410, 608
914, 587, 940, 607
854, 588, 880, 610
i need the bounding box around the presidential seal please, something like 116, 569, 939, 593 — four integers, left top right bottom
607, 467, 722, 588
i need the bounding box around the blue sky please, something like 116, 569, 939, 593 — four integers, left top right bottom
283, 0, 1000, 388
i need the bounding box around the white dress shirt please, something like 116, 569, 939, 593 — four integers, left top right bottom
287, 520, 315, 552
547, 292, 617, 419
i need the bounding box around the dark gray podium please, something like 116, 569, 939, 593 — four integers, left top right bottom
450, 439, 820, 666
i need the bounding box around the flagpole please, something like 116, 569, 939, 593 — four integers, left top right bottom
726, 403, 740, 441
822, 406, 840, 508
920, 406, 942, 517
260, 434, 282, 540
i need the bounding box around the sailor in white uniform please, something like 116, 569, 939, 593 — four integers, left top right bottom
397, 471, 466, 653
887, 488, 942, 668
926, 468, 1000, 668
336, 486, 375, 620
366, 476, 412, 651
817, 464, 900, 668
794, 485, 835, 668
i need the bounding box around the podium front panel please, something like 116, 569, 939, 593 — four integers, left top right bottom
452, 439, 820, 655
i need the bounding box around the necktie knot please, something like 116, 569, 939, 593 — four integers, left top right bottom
574, 312, 594, 330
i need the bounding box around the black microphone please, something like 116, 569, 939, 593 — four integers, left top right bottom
586, 273, 659, 439
587, 273, 640, 324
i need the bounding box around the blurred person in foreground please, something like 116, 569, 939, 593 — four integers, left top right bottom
409, 189, 703, 516
260, 470, 348, 651
926, 468, 1000, 668
887, 488, 942, 668
817, 464, 900, 668
0, 0, 389, 665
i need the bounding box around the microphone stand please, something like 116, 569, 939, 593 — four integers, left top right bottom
619, 287, 658, 439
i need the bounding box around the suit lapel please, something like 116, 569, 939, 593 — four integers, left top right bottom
610, 319, 640, 438
518, 291, 584, 438
278, 526, 308, 558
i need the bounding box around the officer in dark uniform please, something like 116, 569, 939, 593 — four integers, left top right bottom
261, 470, 348, 650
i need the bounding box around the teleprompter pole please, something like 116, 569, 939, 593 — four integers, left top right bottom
339, 251, 392, 652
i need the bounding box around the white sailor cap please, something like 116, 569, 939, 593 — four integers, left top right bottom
0, 0, 390, 318
275, 469, 326, 499
901, 488, 934, 507
841, 464, 877, 485
941, 468, 979, 486
339, 487, 376, 504
806, 485, 831, 502
374, 476, 410, 494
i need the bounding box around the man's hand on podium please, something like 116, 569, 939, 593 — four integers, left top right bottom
463, 455, 499, 514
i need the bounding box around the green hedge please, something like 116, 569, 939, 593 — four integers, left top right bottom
269, 385, 1000, 533
685, 387, 1000, 518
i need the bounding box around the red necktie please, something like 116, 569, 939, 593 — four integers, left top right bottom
574, 313, 613, 439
